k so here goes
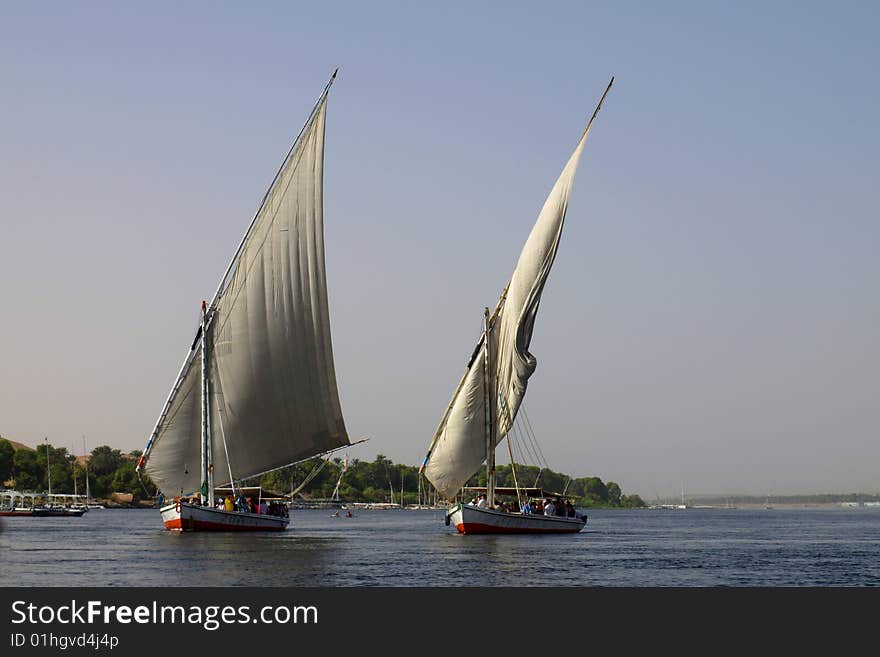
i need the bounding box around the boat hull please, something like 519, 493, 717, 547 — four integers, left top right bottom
160, 502, 289, 532
31, 507, 85, 517
0, 509, 33, 517
446, 503, 587, 534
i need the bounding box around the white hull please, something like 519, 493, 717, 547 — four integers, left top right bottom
160, 501, 288, 532
446, 503, 587, 534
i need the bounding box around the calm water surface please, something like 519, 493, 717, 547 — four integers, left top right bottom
2, 508, 879, 586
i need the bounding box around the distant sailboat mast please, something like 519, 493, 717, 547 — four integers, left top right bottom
44, 436, 51, 497
331, 455, 349, 502
82, 435, 90, 504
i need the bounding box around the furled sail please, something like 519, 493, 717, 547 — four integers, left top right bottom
423, 81, 612, 498
142, 83, 350, 496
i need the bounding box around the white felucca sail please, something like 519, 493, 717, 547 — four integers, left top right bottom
138, 72, 350, 500
422, 80, 613, 501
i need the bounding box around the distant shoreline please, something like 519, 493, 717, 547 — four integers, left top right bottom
648, 502, 880, 510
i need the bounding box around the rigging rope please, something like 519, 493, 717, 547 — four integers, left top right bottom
514, 420, 540, 471
504, 434, 523, 508
288, 456, 332, 497
212, 376, 237, 498
499, 394, 554, 501
520, 403, 549, 469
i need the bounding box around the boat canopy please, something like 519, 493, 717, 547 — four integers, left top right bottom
213, 486, 287, 501
460, 486, 560, 499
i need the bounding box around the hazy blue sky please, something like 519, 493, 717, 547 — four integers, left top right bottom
1, 2, 877, 498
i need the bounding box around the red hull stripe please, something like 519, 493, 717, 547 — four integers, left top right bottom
455, 522, 583, 534
164, 517, 286, 532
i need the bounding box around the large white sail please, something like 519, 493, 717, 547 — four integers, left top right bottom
142, 85, 349, 496
423, 82, 612, 498
208, 97, 348, 485
493, 118, 590, 438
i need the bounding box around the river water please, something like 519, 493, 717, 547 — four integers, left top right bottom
1, 507, 878, 586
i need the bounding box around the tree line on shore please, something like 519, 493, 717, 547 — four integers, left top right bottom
1, 438, 644, 508
0, 439, 148, 501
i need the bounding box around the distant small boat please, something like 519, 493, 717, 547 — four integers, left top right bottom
32, 506, 86, 518
289, 499, 345, 510
0, 490, 35, 516
2, 489, 88, 516
27, 493, 89, 518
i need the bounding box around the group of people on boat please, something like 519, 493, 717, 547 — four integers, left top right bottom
468, 493, 579, 518
173, 493, 288, 518
219, 494, 288, 518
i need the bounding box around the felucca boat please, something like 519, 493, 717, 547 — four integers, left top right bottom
420, 79, 613, 534
136, 71, 352, 531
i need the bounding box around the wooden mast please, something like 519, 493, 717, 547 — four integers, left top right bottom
200, 300, 214, 507
483, 307, 496, 509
